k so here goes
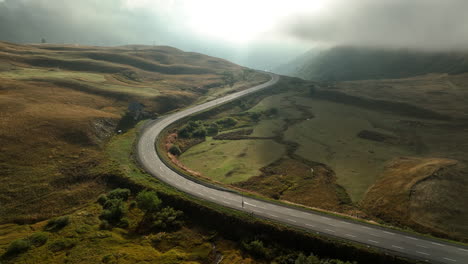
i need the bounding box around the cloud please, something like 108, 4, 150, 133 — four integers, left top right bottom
278, 0, 468, 51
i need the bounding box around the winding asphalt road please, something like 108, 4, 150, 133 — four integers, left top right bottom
137, 73, 468, 264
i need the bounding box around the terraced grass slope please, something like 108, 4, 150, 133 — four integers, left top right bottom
0, 41, 267, 224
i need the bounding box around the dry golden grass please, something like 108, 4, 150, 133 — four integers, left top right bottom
336, 73, 468, 120
361, 157, 468, 241
0, 41, 266, 224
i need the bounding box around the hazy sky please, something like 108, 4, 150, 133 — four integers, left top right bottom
1, 0, 467, 69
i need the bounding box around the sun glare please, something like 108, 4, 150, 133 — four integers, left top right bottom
184, 0, 326, 44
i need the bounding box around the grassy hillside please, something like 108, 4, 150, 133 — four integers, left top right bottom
280, 46, 468, 81
0, 41, 268, 225
165, 75, 468, 242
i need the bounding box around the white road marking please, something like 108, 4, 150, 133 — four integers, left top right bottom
345, 234, 356, 238
431, 242, 444, 246
392, 245, 404, 250
368, 240, 379, 244
306, 224, 315, 227
266, 213, 277, 218
443, 257, 457, 262
208, 196, 216, 200
328, 223, 338, 227
405, 236, 418, 240
459, 248, 468, 252
383, 231, 395, 235
416, 251, 430, 256
416, 244, 428, 249
362, 226, 372, 230
287, 219, 297, 223
325, 229, 336, 233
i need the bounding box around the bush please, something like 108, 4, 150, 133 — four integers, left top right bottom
29, 232, 48, 247
116, 218, 130, 228
151, 207, 184, 231
169, 144, 182, 156
44, 216, 70, 232
108, 188, 131, 201
100, 199, 126, 224
136, 190, 162, 214
178, 126, 191, 138
216, 117, 237, 128
4, 239, 31, 256
294, 253, 320, 264
242, 239, 271, 259
207, 123, 219, 136
97, 194, 108, 206
192, 127, 207, 138
48, 238, 76, 252
250, 112, 261, 121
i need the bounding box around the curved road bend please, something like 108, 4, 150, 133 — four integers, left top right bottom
137, 73, 468, 264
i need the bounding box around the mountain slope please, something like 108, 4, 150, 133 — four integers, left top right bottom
281, 46, 468, 81
0, 41, 267, 224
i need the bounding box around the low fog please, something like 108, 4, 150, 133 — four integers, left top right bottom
1, 0, 467, 69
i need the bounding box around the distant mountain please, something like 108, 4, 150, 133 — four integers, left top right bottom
278, 46, 468, 81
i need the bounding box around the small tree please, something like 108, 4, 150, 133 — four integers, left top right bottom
151, 207, 184, 231
169, 144, 182, 156
192, 127, 207, 138
108, 188, 131, 201
136, 190, 162, 214
100, 199, 126, 224
41, 38, 46, 44
178, 126, 191, 138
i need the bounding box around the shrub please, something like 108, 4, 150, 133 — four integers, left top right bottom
242, 239, 271, 259
97, 194, 108, 205
108, 188, 131, 201
294, 253, 320, 264
178, 126, 191, 138
100, 199, 126, 224
4, 239, 31, 256
48, 238, 76, 252
44, 216, 70, 232
151, 207, 184, 231
136, 190, 162, 214
216, 117, 237, 128
29, 232, 48, 247
207, 123, 219, 136
192, 127, 207, 138
169, 144, 182, 156
116, 218, 130, 228
250, 112, 261, 121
